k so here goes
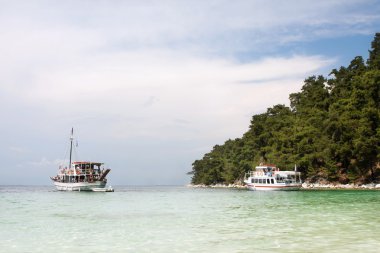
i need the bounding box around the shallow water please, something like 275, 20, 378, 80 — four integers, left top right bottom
0, 186, 379, 253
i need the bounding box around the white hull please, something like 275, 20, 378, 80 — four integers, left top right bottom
54, 181, 106, 191
246, 183, 301, 191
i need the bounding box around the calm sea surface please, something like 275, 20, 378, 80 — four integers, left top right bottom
0, 186, 379, 253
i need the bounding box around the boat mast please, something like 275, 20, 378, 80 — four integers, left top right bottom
69, 128, 74, 169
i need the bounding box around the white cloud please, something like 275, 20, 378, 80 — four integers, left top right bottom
0, 0, 378, 59
9, 146, 27, 154
3, 49, 332, 142
0, 0, 378, 184
28, 157, 65, 167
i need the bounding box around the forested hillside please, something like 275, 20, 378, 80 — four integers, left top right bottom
189, 33, 380, 185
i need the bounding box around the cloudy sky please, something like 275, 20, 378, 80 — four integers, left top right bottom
1, 0, 379, 185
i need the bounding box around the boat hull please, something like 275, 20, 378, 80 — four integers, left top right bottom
246, 183, 301, 191
53, 181, 106, 191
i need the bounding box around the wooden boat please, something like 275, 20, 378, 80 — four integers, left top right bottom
50, 128, 113, 192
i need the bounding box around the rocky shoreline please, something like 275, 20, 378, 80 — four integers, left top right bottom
187, 183, 247, 189
301, 182, 380, 189
188, 182, 380, 190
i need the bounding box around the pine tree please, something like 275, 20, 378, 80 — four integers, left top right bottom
367, 33, 380, 70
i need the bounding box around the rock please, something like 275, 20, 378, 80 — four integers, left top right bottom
362, 183, 375, 189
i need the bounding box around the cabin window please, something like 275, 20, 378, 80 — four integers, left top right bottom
271, 179, 274, 184
251, 179, 254, 183
267, 179, 270, 184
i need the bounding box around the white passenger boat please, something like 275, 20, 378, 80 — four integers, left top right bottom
244, 164, 302, 191
50, 128, 113, 192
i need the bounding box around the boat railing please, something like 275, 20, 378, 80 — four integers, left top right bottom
245, 170, 274, 179
245, 170, 301, 180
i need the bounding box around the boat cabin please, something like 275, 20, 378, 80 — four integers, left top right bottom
56, 162, 107, 183
72, 162, 103, 175
245, 164, 301, 185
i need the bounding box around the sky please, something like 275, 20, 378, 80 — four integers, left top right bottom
1, 0, 379, 185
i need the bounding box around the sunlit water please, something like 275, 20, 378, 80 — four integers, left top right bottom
0, 186, 379, 253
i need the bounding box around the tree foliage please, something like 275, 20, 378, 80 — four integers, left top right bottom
189, 33, 380, 185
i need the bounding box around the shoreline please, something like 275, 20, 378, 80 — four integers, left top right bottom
188, 182, 380, 190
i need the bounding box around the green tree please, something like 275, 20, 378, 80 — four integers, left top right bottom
188, 34, 380, 185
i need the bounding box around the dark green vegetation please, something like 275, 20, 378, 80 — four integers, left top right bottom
189, 33, 380, 185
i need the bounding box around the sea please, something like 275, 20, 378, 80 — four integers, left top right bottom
0, 186, 379, 253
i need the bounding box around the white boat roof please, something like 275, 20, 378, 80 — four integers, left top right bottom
72, 161, 104, 165
276, 171, 301, 175
256, 164, 276, 168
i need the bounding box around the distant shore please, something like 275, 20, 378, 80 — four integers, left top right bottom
187, 182, 380, 190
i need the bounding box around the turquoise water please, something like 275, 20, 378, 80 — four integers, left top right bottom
0, 186, 379, 253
